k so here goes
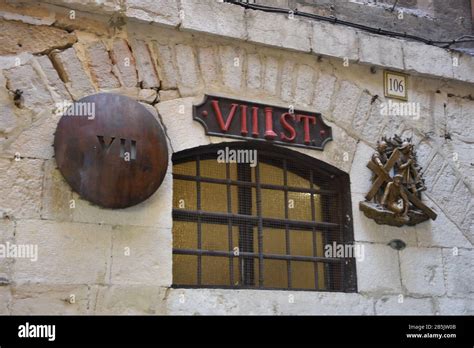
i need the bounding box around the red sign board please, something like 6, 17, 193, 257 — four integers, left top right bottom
193, 95, 332, 150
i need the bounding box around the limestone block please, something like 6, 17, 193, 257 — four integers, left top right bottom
422, 153, 444, 189
3, 64, 54, 116
330, 80, 363, 127
50, 47, 95, 100
0, 158, 43, 219
152, 42, 178, 89
312, 21, 359, 61
94, 285, 167, 314
375, 296, 433, 315
437, 297, 474, 315
175, 44, 201, 96
0, 19, 76, 55
35, 55, 71, 102
13, 220, 112, 284
294, 64, 315, 106
198, 46, 219, 86
349, 141, 374, 195
312, 71, 337, 115
3, 110, 57, 159
351, 91, 374, 135
110, 226, 171, 286
72, 172, 172, 228
41, 159, 73, 221
155, 98, 210, 153
86, 41, 120, 89
0, 218, 14, 279
126, 0, 180, 27
247, 10, 311, 52
442, 248, 474, 297
138, 88, 157, 103
10, 284, 91, 315
280, 60, 295, 103
0, 287, 11, 314
400, 247, 446, 296
446, 97, 474, 140
356, 242, 402, 294
181, 0, 246, 40
403, 41, 453, 79
130, 40, 160, 89
416, 201, 471, 249
111, 39, 138, 88
359, 33, 404, 70
219, 46, 244, 91
263, 55, 279, 96
159, 89, 180, 101
246, 53, 262, 90
453, 53, 474, 83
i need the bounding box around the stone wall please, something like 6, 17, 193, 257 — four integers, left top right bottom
0, 0, 472, 315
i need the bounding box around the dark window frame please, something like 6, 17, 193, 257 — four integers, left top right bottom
172, 142, 357, 292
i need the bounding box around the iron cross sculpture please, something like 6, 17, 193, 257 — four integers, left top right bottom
359, 135, 437, 226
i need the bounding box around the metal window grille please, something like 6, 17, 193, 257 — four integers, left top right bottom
172, 142, 356, 292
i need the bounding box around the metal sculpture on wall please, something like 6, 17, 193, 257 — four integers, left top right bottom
54, 93, 169, 209
359, 135, 437, 226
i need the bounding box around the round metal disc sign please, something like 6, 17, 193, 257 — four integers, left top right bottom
54, 93, 168, 209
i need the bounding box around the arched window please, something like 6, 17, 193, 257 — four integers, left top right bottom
172, 142, 356, 292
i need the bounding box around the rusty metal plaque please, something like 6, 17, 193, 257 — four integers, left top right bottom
193, 94, 332, 150
54, 93, 168, 209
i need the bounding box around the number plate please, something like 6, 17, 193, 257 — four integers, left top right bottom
384, 70, 408, 101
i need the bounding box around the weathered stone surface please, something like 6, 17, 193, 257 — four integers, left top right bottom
357, 242, 402, 294
41, 159, 73, 221
13, 220, 112, 284
138, 88, 157, 103
312, 21, 359, 61
3, 110, 56, 159
86, 41, 120, 89
0, 1, 56, 26
350, 142, 374, 195
181, 0, 246, 40
219, 46, 244, 91
197, 46, 219, 86
359, 34, 404, 70
94, 285, 167, 314
416, 202, 472, 249
72, 172, 172, 229
351, 91, 374, 135
442, 248, 474, 297
166, 288, 374, 315
312, 71, 337, 115
446, 97, 474, 139
126, 0, 180, 27
159, 89, 180, 101
280, 60, 295, 103
50, 47, 95, 100
152, 42, 178, 89
175, 44, 201, 96
330, 80, 362, 127
35, 55, 71, 101
247, 10, 311, 52
360, 99, 386, 142
0, 19, 76, 55
294, 64, 315, 106
437, 297, 474, 315
111, 39, 138, 88
375, 296, 433, 315
423, 153, 444, 189
404, 41, 453, 79
10, 284, 91, 314
0, 72, 17, 137
130, 40, 160, 89
110, 226, 171, 286
0, 218, 14, 280
156, 98, 209, 153
4, 64, 54, 115
263, 55, 279, 96
246, 53, 262, 90
400, 247, 445, 296
453, 53, 474, 83
0, 159, 43, 219
0, 287, 11, 314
